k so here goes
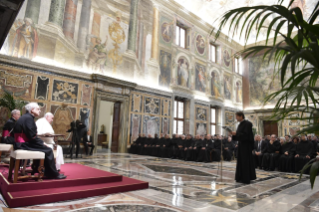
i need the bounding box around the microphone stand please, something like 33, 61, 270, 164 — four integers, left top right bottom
216, 137, 224, 183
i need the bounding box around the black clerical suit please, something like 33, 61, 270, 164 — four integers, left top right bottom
185, 139, 196, 161
196, 139, 211, 162
182, 138, 194, 161
294, 140, 313, 173
261, 139, 281, 171
223, 141, 235, 161
14, 112, 59, 178
278, 142, 295, 172
211, 139, 222, 162
136, 136, 145, 154
141, 138, 152, 155
83, 134, 95, 155
253, 139, 267, 168
2, 118, 17, 147
187, 139, 202, 161
158, 137, 169, 158
175, 138, 185, 159
232, 120, 256, 184
129, 137, 141, 154
170, 137, 180, 159
233, 140, 238, 158
165, 138, 176, 158
150, 137, 160, 156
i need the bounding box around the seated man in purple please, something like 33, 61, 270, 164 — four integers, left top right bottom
14, 102, 66, 179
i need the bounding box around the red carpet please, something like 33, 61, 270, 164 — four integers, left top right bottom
0, 163, 148, 208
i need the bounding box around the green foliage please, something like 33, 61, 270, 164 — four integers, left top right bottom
213, 0, 319, 188
0, 91, 26, 112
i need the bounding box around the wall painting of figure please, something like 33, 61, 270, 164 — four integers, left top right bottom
195, 63, 206, 92
159, 50, 172, 87
177, 57, 189, 87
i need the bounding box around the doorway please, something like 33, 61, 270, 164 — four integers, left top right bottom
263, 121, 278, 136
97, 101, 121, 152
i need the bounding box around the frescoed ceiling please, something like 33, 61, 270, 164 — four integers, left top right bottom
173, 0, 318, 45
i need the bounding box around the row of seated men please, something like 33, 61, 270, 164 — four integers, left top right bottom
130, 133, 319, 174
253, 134, 319, 173
129, 134, 237, 162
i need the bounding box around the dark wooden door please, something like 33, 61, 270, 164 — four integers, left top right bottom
263, 121, 278, 136
111, 102, 121, 152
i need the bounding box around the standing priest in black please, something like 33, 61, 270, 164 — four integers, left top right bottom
231, 111, 256, 184
14, 102, 66, 179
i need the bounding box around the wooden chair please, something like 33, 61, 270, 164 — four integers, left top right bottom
8, 150, 45, 183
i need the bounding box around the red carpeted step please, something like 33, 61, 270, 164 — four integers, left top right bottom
5, 176, 148, 208
0, 164, 122, 192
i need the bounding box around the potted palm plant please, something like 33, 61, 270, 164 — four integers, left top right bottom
0, 91, 26, 113
214, 0, 319, 188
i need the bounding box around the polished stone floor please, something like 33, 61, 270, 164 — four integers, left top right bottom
1, 152, 319, 212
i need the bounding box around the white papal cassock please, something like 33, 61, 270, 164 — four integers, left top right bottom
36, 117, 64, 170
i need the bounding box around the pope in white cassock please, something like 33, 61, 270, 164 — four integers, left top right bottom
36, 112, 64, 170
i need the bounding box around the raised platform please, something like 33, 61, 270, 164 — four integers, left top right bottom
0, 163, 148, 208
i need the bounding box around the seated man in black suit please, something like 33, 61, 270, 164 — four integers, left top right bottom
252, 134, 267, 169
262, 134, 281, 171
85, 129, 95, 155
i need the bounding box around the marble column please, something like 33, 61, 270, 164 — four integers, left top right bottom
91, 12, 101, 46
77, 0, 91, 52
151, 7, 159, 60
48, 0, 67, 28
127, 0, 139, 52
24, 0, 41, 24
62, 0, 78, 40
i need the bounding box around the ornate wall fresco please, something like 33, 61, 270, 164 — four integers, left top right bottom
52, 80, 78, 104
160, 16, 174, 46
194, 104, 209, 135
210, 69, 223, 99
81, 84, 92, 106
129, 91, 172, 143
35, 76, 49, 100
0, 63, 94, 139
195, 63, 206, 93
0, 0, 248, 146
225, 110, 235, 131
144, 97, 160, 115
80, 108, 90, 130
159, 50, 172, 87
234, 79, 242, 103
172, 0, 317, 44
248, 55, 281, 106
244, 111, 310, 137
223, 73, 232, 100
0, 69, 33, 98
2, 1, 129, 77
177, 56, 190, 88
143, 116, 160, 136
222, 48, 232, 71
130, 114, 141, 143
195, 33, 206, 56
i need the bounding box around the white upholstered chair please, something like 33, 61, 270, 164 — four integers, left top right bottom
8, 150, 45, 183
0, 144, 13, 163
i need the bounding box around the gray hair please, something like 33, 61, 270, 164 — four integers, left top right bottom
280, 137, 286, 142
25, 102, 39, 113
44, 112, 54, 118
11, 109, 20, 116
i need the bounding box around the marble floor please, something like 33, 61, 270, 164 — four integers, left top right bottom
1, 152, 319, 212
